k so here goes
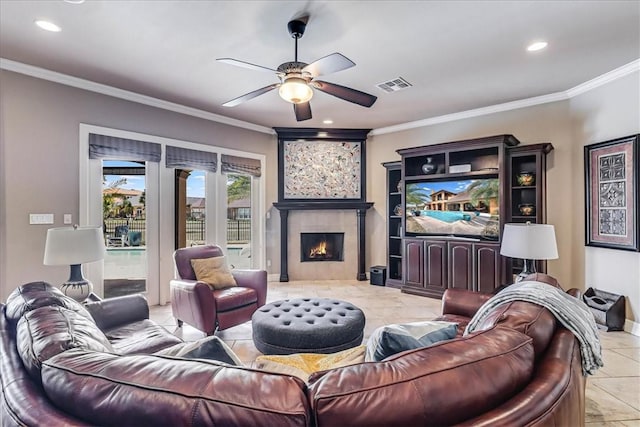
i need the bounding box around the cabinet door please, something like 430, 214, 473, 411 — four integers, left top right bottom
425, 241, 447, 290
404, 240, 424, 288
475, 243, 501, 293
449, 242, 473, 290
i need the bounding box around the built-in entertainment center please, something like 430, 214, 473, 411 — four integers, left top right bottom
383, 134, 553, 298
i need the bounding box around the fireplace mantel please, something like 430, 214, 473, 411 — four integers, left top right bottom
273, 201, 374, 211
273, 202, 374, 282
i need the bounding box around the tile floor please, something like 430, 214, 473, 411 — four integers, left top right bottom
150, 280, 640, 426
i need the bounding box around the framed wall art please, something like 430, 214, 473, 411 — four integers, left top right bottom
584, 134, 639, 251
274, 128, 370, 203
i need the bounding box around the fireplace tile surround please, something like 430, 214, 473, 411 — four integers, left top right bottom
273, 202, 373, 281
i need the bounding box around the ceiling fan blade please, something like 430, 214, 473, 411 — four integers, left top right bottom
222, 84, 280, 107
303, 53, 355, 77
312, 80, 377, 107
217, 58, 277, 73
293, 102, 312, 121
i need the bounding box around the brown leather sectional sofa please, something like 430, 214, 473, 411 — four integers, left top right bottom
1, 280, 585, 426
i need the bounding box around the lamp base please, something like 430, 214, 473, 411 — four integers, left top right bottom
61, 264, 94, 302
515, 259, 536, 283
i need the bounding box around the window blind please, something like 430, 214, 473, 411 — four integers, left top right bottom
165, 146, 218, 173
89, 133, 161, 162
220, 154, 261, 177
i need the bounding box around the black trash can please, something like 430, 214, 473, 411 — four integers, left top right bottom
370, 266, 386, 286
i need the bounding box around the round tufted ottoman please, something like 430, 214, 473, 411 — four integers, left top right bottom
252, 298, 366, 355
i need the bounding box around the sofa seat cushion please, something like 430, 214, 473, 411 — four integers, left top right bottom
308, 326, 535, 427
5, 281, 93, 325
214, 286, 257, 312
41, 349, 311, 427
365, 321, 458, 362
16, 305, 114, 383
105, 319, 182, 355
154, 336, 242, 366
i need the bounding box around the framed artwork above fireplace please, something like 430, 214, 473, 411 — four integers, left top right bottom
274, 128, 370, 203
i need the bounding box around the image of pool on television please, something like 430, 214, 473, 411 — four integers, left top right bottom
405, 178, 500, 240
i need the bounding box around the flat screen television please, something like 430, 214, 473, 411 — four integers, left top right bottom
404, 177, 500, 240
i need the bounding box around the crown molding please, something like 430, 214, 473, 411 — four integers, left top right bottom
566, 58, 640, 98
0, 58, 275, 135
370, 92, 569, 136
371, 58, 640, 136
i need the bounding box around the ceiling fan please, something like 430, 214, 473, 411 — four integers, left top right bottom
217, 17, 377, 122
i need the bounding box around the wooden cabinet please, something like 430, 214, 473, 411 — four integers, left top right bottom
402, 239, 500, 297
505, 143, 554, 281
383, 162, 403, 288
384, 135, 552, 298
404, 239, 424, 288
474, 243, 501, 293
449, 242, 473, 290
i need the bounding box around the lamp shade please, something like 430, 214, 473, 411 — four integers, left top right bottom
43, 226, 105, 265
278, 77, 313, 104
500, 223, 559, 260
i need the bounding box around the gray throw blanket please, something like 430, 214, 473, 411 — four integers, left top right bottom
464, 281, 603, 375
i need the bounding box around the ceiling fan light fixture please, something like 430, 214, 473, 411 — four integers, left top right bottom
279, 77, 313, 104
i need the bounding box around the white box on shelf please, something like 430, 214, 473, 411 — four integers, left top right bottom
449, 164, 471, 173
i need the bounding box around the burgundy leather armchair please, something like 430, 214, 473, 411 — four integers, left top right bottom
170, 245, 267, 335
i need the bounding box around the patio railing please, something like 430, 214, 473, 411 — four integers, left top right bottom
103, 218, 251, 244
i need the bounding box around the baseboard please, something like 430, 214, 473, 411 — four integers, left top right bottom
625, 319, 640, 336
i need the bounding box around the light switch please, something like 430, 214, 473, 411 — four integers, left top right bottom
29, 214, 54, 224
64, 214, 72, 224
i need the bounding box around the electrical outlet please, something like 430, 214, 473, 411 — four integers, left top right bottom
267, 259, 272, 267
63, 214, 72, 224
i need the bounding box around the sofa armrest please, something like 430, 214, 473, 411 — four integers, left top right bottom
441, 289, 493, 318
566, 288, 582, 299
232, 269, 268, 307
84, 294, 149, 331
169, 279, 217, 334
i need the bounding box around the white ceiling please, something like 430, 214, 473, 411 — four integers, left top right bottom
1, 1, 638, 132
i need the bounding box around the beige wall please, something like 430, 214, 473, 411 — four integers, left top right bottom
366, 71, 639, 328
0, 70, 277, 301
570, 72, 640, 330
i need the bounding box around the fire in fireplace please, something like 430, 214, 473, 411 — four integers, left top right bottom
300, 232, 345, 262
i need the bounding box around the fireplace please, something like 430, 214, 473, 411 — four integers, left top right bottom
300, 232, 344, 262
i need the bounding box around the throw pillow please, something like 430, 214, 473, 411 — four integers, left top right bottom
365, 320, 458, 362
154, 336, 242, 366
190, 256, 237, 290
255, 345, 366, 382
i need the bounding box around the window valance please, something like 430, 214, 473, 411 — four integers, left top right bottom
221, 154, 261, 177
89, 133, 161, 162
166, 146, 218, 173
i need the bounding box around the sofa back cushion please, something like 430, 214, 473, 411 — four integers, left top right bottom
472, 300, 557, 358
16, 306, 113, 383
42, 349, 311, 427
5, 281, 92, 325
308, 326, 534, 427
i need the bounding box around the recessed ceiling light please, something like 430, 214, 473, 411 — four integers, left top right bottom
64, 0, 85, 3
323, 119, 333, 125
35, 20, 61, 32
527, 41, 548, 52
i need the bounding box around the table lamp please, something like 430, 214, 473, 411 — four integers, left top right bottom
43, 225, 105, 302
500, 222, 558, 282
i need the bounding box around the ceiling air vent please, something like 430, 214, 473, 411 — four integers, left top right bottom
376, 77, 412, 93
